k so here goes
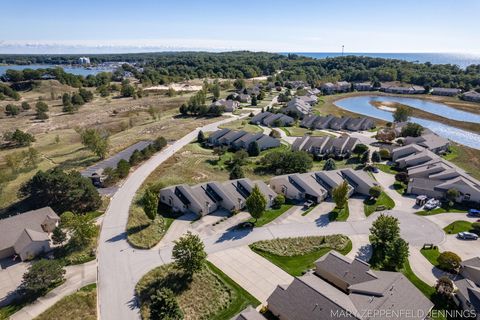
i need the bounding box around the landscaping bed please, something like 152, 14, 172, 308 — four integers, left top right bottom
35, 284, 97, 320
135, 262, 259, 320
250, 235, 351, 276
363, 192, 395, 217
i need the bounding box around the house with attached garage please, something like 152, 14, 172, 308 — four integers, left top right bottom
292, 135, 359, 159
282, 97, 312, 118
353, 82, 374, 91
269, 169, 377, 203
462, 90, 480, 103
454, 257, 480, 319
404, 133, 450, 154
159, 178, 276, 217
267, 251, 433, 320
206, 129, 280, 151
251, 112, 294, 127
431, 87, 462, 96
393, 144, 480, 204
210, 99, 240, 112
0, 207, 60, 261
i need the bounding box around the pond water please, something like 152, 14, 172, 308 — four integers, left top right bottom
0, 64, 114, 77
334, 95, 480, 149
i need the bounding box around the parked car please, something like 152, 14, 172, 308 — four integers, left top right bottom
458, 232, 479, 240
303, 200, 315, 209
424, 199, 440, 210
372, 167, 379, 173
234, 221, 254, 230
468, 209, 480, 217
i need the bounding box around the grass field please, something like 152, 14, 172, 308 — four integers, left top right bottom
376, 163, 399, 175
218, 119, 263, 133
0, 79, 226, 212
280, 126, 332, 137
443, 220, 473, 234
363, 192, 395, 216
250, 236, 352, 276
442, 144, 480, 181
135, 262, 259, 320
35, 284, 97, 320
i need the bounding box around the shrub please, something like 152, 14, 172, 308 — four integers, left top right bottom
21, 259, 65, 298
369, 186, 382, 199
379, 149, 391, 160
395, 172, 409, 183
437, 251, 462, 272
116, 159, 131, 178
272, 195, 285, 209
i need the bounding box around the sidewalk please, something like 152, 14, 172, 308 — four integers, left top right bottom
10, 261, 97, 320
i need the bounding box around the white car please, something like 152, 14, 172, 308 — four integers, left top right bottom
424, 199, 440, 210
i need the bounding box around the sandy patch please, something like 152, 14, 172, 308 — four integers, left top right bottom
377, 105, 396, 112
144, 83, 202, 92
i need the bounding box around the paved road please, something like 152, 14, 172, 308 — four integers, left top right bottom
97, 114, 250, 320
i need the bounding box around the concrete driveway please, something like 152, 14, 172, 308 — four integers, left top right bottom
424, 212, 477, 229
346, 235, 371, 262
208, 246, 293, 304
347, 197, 366, 221
439, 235, 480, 260
155, 212, 197, 248
0, 260, 29, 306
373, 170, 417, 212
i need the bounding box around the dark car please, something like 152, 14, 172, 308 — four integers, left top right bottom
468, 209, 480, 217
235, 221, 254, 230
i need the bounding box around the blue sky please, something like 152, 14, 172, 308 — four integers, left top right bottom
1, 0, 479, 53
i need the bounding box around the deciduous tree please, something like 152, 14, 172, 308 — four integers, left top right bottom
172, 232, 207, 276
246, 185, 267, 223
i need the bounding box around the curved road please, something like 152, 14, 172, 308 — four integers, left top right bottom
98, 114, 447, 320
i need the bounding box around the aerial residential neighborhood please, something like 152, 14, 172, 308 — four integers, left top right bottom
1, 1, 480, 320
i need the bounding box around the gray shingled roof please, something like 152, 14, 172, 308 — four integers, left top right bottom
0, 207, 59, 252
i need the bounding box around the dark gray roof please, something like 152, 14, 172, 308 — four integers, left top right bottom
454, 278, 480, 312
231, 306, 265, 320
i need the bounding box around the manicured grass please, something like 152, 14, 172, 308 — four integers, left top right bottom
328, 205, 349, 221
35, 284, 97, 320
248, 204, 293, 227
251, 238, 352, 276
363, 192, 395, 217
311, 157, 361, 171
420, 248, 441, 267
416, 205, 468, 216
135, 262, 259, 320
376, 163, 399, 175
443, 220, 473, 234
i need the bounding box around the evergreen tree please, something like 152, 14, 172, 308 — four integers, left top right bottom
142, 188, 159, 220
246, 185, 267, 223
229, 164, 245, 180
323, 158, 337, 171
149, 288, 183, 320
197, 130, 205, 143
247, 141, 260, 157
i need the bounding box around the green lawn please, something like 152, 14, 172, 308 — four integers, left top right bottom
135, 262, 259, 320
0, 303, 25, 320
416, 204, 469, 216
35, 284, 97, 320
328, 205, 349, 221
251, 237, 352, 276
248, 204, 293, 227
443, 220, 473, 234
376, 163, 399, 175
363, 192, 395, 216
420, 248, 441, 267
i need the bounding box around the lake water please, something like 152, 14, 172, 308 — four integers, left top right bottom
0, 64, 113, 77
285, 53, 480, 69
334, 95, 480, 149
